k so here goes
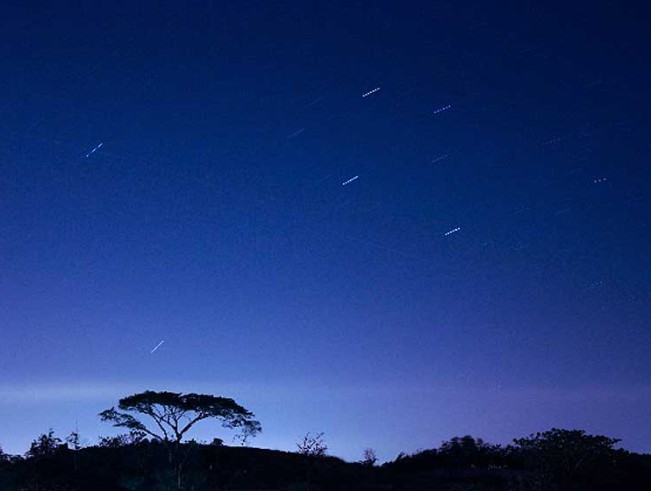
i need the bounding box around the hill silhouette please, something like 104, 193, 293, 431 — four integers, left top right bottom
2, 430, 651, 490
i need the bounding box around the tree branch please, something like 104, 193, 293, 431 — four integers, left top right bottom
178, 412, 208, 438
144, 407, 171, 441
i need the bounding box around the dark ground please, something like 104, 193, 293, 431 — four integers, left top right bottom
2, 439, 651, 490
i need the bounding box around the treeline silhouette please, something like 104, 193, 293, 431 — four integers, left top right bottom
2, 428, 651, 490
0, 390, 650, 490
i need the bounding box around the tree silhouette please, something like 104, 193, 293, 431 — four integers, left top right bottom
99, 390, 261, 489
361, 448, 378, 466
439, 435, 504, 468
512, 428, 620, 488
65, 429, 82, 471
25, 430, 63, 459
98, 430, 146, 448
296, 432, 327, 456
99, 390, 261, 446
65, 430, 82, 451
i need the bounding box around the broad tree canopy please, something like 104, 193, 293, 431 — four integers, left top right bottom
512, 428, 620, 477
99, 390, 261, 445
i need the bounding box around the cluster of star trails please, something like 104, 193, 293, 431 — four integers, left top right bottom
70, 77, 624, 360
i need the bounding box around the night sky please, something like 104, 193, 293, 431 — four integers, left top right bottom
1, 1, 650, 461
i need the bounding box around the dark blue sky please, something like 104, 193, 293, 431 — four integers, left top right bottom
1, 1, 650, 460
